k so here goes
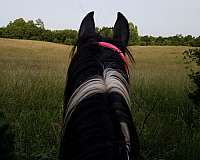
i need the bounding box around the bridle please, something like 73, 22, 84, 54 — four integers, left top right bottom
97, 42, 129, 75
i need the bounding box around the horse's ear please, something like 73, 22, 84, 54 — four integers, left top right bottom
78, 11, 95, 39
113, 12, 129, 47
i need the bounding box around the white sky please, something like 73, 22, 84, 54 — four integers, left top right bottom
0, 0, 200, 36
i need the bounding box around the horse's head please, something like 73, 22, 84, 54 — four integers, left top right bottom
66, 12, 134, 102
68, 11, 134, 85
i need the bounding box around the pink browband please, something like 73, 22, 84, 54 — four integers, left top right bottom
98, 42, 129, 74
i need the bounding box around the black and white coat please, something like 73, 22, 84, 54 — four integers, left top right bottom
59, 12, 140, 160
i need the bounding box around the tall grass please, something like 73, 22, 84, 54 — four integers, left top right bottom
0, 39, 199, 159
129, 46, 200, 159
0, 38, 70, 159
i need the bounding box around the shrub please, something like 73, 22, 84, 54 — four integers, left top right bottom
183, 48, 200, 104
0, 112, 15, 160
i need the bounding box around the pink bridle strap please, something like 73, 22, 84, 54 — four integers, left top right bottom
98, 42, 129, 75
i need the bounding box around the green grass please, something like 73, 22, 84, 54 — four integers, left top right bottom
0, 38, 70, 159
0, 38, 199, 159
129, 46, 200, 159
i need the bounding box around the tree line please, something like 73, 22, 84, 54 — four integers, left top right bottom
0, 18, 77, 45
0, 18, 200, 47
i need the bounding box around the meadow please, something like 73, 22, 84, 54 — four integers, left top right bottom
0, 38, 199, 160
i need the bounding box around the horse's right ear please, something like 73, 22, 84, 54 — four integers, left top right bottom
113, 12, 129, 47
78, 11, 95, 39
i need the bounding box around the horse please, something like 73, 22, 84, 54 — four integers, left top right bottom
59, 11, 140, 160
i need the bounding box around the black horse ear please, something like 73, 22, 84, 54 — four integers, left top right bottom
113, 12, 129, 47
78, 11, 95, 39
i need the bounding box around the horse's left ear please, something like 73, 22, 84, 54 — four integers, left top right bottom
78, 11, 95, 39
113, 12, 129, 47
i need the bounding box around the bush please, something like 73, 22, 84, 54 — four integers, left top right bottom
0, 112, 15, 160
183, 48, 200, 104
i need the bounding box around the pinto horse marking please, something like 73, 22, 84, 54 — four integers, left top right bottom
59, 11, 140, 160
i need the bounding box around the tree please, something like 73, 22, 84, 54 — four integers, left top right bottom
192, 36, 200, 47
35, 18, 45, 29
1, 17, 198, 47
0, 28, 4, 36
99, 27, 112, 38
183, 48, 200, 104
140, 35, 156, 45
129, 22, 139, 45
5, 18, 27, 39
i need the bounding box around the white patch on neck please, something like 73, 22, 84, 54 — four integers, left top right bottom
64, 68, 131, 126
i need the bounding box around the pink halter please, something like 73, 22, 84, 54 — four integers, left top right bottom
98, 42, 129, 74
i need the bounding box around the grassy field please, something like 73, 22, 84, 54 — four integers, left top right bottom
0, 38, 199, 160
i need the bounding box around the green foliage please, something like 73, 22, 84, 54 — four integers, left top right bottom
52, 29, 77, 45
192, 36, 200, 47
98, 27, 113, 38
1, 18, 43, 40
129, 22, 139, 45
139, 34, 200, 47
0, 18, 200, 47
35, 19, 45, 29
131, 46, 200, 159
96, 23, 140, 45
0, 18, 77, 45
183, 48, 200, 104
0, 112, 15, 160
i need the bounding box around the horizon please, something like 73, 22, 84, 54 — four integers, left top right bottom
0, 0, 200, 37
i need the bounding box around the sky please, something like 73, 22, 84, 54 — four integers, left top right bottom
0, 0, 200, 37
